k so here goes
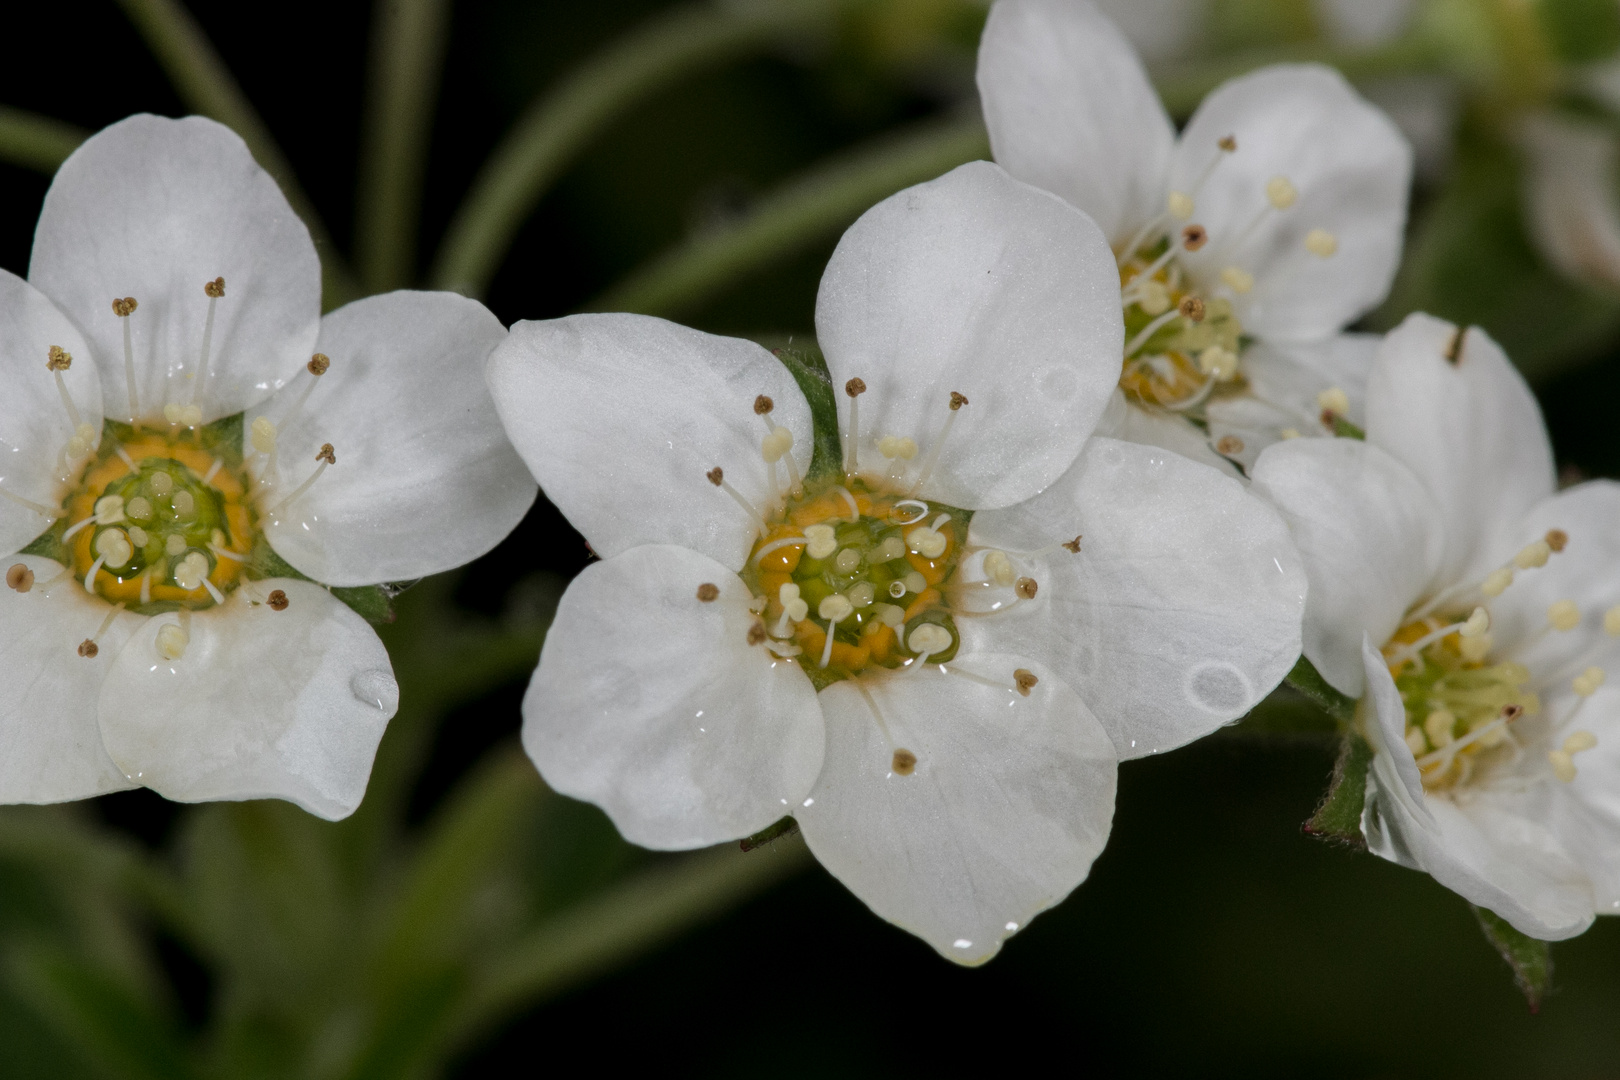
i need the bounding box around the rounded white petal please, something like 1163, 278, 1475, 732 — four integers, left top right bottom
1517, 112, 1620, 291
96, 579, 396, 821
0, 557, 135, 802
1359, 640, 1594, 940
1095, 388, 1240, 477
1203, 332, 1379, 466
963, 437, 1306, 758
0, 269, 102, 556
977, 0, 1175, 245
816, 161, 1122, 510
1551, 684, 1620, 913
522, 544, 823, 850
486, 314, 811, 572
1175, 65, 1411, 341
29, 115, 321, 421
1251, 437, 1441, 697
797, 655, 1116, 965
254, 291, 535, 586
1365, 314, 1556, 588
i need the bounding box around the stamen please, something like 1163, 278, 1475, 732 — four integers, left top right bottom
139, 569, 151, 605
696, 583, 720, 602
1123, 307, 1185, 358
1304, 229, 1338, 257
1266, 176, 1297, 209
1482, 568, 1513, 597
6, 564, 34, 592
156, 615, 189, 661
751, 536, 807, 565
1573, 666, 1605, 697
82, 601, 127, 657
803, 523, 837, 559
203, 458, 223, 484
0, 486, 62, 520
1546, 529, 1568, 553
832, 485, 860, 522
83, 554, 105, 594
1014, 668, 1038, 696
845, 378, 866, 474
277, 356, 329, 435
1386, 609, 1485, 666
47, 346, 84, 433
267, 589, 289, 611
62, 515, 95, 542
201, 577, 225, 604
266, 444, 337, 517
1219, 266, 1253, 294
774, 582, 808, 638
1548, 599, 1581, 631
1316, 387, 1350, 417
1606, 606, 1620, 636
1415, 704, 1523, 769
1015, 577, 1038, 600
1515, 540, 1551, 569
1181, 224, 1208, 252
1198, 346, 1238, 380
819, 594, 854, 668
909, 392, 967, 496
191, 277, 224, 405
112, 296, 139, 423
1120, 210, 1173, 266
891, 748, 918, 775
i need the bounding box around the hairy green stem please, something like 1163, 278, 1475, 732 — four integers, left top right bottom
0, 106, 88, 173
593, 111, 990, 319
357, 0, 455, 292
114, 0, 360, 307
430, 0, 833, 297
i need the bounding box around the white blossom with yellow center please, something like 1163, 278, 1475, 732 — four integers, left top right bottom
487, 162, 1306, 964
1253, 313, 1620, 941
976, 0, 1412, 474
0, 115, 536, 819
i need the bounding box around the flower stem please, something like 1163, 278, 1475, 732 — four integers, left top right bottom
356, 0, 455, 293
0, 106, 87, 173
113, 0, 360, 308
592, 111, 990, 320
429, 0, 834, 298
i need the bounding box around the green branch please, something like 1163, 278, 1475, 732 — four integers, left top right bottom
113, 0, 360, 307
430, 0, 834, 297
0, 106, 87, 173
356, 0, 455, 293
593, 111, 990, 319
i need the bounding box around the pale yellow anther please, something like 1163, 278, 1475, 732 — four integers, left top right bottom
1168, 191, 1194, 220
1266, 176, 1298, 209
94, 528, 133, 570
94, 495, 125, 525
819, 594, 853, 622
127, 526, 148, 547
1607, 606, 1620, 636
125, 496, 152, 523
1280, 427, 1301, 440
903, 570, 927, 594
834, 547, 862, 574
874, 535, 907, 562
1316, 387, 1350, 416
171, 490, 195, 519
173, 551, 209, 591
250, 416, 277, 455
1564, 730, 1599, 754
1198, 346, 1239, 381
1481, 567, 1514, 597
875, 603, 905, 627
1459, 632, 1492, 663
983, 550, 1015, 588
156, 622, 189, 661
847, 582, 875, 608
1404, 727, 1428, 756
804, 524, 837, 560
149, 472, 173, 497
877, 435, 918, 460
1220, 266, 1254, 294
1136, 280, 1171, 316
165, 533, 186, 557
1515, 540, 1551, 569
906, 526, 947, 559
1460, 606, 1490, 638
761, 427, 793, 463
1548, 750, 1577, 782
1573, 666, 1606, 697
1424, 710, 1456, 746
1305, 229, 1338, 257
1548, 599, 1581, 631
778, 582, 800, 605
907, 623, 953, 655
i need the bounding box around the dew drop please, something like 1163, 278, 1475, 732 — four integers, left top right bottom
350, 669, 398, 713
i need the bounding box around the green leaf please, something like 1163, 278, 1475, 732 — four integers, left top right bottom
1536, 0, 1620, 62
1472, 904, 1554, 1011
1304, 733, 1372, 847
1284, 655, 1358, 725
772, 344, 843, 483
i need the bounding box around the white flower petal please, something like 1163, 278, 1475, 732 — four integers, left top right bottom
0, 269, 102, 556
1095, 388, 1240, 476
96, 579, 396, 821
962, 437, 1305, 758
29, 115, 321, 422
254, 291, 535, 587
1360, 640, 1594, 940
0, 557, 135, 802
486, 314, 811, 572
1517, 112, 1620, 291
1092, 0, 1206, 61
1250, 438, 1440, 697
1175, 65, 1411, 341
522, 544, 823, 850
816, 161, 1122, 510
1365, 314, 1556, 588
1204, 334, 1379, 471
977, 0, 1175, 246
797, 655, 1116, 965
1553, 684, 1620, 912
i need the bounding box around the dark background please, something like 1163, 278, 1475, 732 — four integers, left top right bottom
5, 1, 1620, 1076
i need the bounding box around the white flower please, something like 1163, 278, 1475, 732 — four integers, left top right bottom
1518, 111, 1620, 293
487, 161, 1305, 963
0, 115, 536, 820
1252, 311, 1620, 939
975, 0, 1412, 473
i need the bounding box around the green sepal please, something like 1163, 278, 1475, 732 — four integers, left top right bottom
20, 529, 66, 563
1329, 415, 1365, 440
772, 344, 842, 483
1284, 655, 1358, 725
1472, 904, 1554, 1011
739, 815, 798, 852
249, 538, 398, 626
1304, 732, 1372, 847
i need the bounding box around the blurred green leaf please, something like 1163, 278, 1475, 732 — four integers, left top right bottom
1472, 904, 1554, 1010
1535, 0, 1620, 63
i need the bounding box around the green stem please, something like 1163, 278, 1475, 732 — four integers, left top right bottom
0, 106, 88, 173
356, 0, 455, 293
429, 0, 833, 297
446, 835, 813, 1051
113, 0, 360, 308
592, 111, 990, 319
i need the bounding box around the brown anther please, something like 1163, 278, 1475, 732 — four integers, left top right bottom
77, 639, 98, 658
696, 583, 720, 602
6, 564, 34, 592
307, 353, 330, 376
753, 394, 773, 415
267, 589, 289, 611
1319, 409, 1339, 428
1546, 529, 1568, 553
706, 467, 724, 486
845, 378, 867, 397
1215, 435, 1245, 456
1444, 327, 1465, 364
316, 443, 336, 465
949, 391, 969, 411
46, 345, 72, 371
1015, 576, 1038, 600
111, 297, 138, 317
1218, 134, 1237, 152
747, 620, 768, 646
1501, 703, 1525, 722
891, 748, 917, 776
1181, 224, 1208, 251
1061, 536, 1082, 554
1179, 296, 1206, 322
204, 277, 226, 298
1014, 669, 1038, 696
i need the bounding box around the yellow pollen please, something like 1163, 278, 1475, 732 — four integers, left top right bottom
1265, 176, 1297, 209
1219, 266, 1254, 294
1168, 191, 1194, 219
1316, 387, 1350, 416
1548, 600, 1581, 631
1515, 540, 1550, 569
1481, 567, 1513, 597
1304, 229, 1338, 257
1573, 666, 1606, 696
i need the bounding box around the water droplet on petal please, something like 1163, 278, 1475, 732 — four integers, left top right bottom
351, 669, 398, 713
